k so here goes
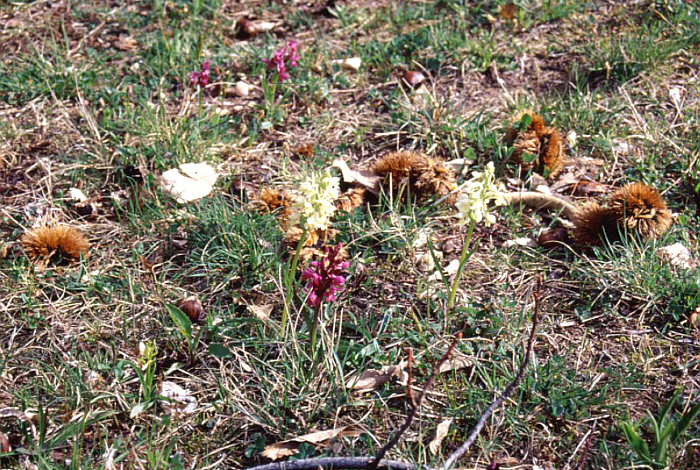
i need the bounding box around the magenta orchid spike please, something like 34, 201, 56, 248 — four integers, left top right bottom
301, 243, 349, 307
190, 60, 210, 88
262, 41, 300, 83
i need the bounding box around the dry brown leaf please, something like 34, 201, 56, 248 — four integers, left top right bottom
438, 352, 473, 374
114, 35, 138, 51
690, 307, 700, 330
248, 304, 273, 321
428, 418, 453, 455
346, 363, 405, 392
332, 159, 380, 195
261, 427, 362, 460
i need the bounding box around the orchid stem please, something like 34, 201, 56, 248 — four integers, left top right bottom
446, 220, 476, 313
280, 227, 307, 339
309, 302, 322, 359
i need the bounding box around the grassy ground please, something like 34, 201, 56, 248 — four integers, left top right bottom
1, 0, 700, 469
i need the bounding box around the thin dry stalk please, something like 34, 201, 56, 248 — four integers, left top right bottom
439, 276, 541, 470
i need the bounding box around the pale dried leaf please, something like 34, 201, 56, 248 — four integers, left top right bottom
331, 159, 380, 194
0, 408, 34, 421
428, 418, 453, 455
438, 352, 473, 374
115, 35, 138, 51
159, 162, 219, 203
411, 229, 431, 249
261, 427, 361, 460
443, 259, 460, 276
444, 158, 473, 176
159, 382, 197, 415
428, 259, 460, 282
102, 445, 117, 470
346, 364, 404, 391
235, 81, 250, 97
415, 250, 441, 272
260, 442, 298, 460
690, 307, 699, 330
656, 242, 695, 269
249, 304, 273, 321
502, 237, 536, 248
535, 184, 552, 195
69, 188, 88, 203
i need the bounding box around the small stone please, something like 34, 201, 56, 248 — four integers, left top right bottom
234, 81, 250, 97
336, 57, 361, 71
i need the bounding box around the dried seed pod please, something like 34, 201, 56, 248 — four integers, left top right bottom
285, 226, 317, 247
374, 150, 423, 192
537, 127, 564, 179
373, 150, 455, 202
506, 112, 563, 180
335, 187, 366, 212
175, 296, 205, 323
402, 70, 425, 88
257, 187, 294, 221
571, 202, 619, 246
608, 183, 672, 240
415, 158, 457, 202
20, 225, 89, 266
511, 129, 541, 170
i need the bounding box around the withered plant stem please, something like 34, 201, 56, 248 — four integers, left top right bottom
368, 333, 462, 470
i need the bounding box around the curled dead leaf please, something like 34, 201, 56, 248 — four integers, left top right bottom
428, 418, 453, 455
261, 426, 363, 460
438, 352, 473, 374
331, 159, 380, 195
346, 363, 406, 392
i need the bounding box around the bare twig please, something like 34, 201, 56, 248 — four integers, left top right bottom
573, 424, 596, 470
440, 276, 542, 470
406, 348, 417, 409
368, 334, 462, 470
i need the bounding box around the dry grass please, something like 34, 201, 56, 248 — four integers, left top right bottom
1, 0, 699, 469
